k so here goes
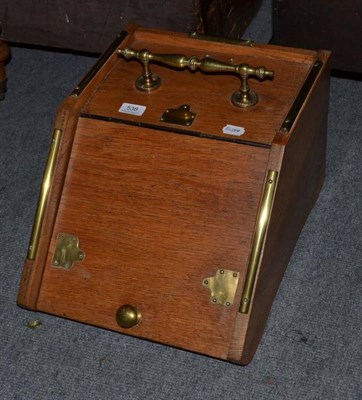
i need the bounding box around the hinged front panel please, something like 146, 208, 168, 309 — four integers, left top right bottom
37, 117, 269, 360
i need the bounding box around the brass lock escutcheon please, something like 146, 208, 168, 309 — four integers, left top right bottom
118, 47, 274, 108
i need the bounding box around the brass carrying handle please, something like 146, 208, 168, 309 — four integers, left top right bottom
118, 47, 274, 108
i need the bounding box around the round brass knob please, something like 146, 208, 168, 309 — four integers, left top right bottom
116, 304, 141, 329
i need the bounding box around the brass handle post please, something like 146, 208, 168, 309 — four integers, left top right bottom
118, 47, 274, 108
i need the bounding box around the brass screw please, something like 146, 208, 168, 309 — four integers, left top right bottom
233, 273, 238, 278
212, 298, 217, 303
203, 280, 208, 285
226, 302, 231, 307
220, 270, 224, 274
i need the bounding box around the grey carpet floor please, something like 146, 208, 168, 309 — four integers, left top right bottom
1, 2, 361, 399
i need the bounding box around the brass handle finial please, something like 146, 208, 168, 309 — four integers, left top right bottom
120, 48, 161, 91
233, 64, 274, 108
118, 47, 274, 108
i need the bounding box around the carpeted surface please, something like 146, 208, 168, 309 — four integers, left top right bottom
0, 1, 361, 399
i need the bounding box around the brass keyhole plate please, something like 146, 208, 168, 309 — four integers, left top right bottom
160, 104, 196, 126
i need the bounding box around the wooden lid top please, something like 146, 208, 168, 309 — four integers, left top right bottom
81, 27, 318, 147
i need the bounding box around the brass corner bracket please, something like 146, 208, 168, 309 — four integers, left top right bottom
52, 233, 85, 270
203, 269, 240, 307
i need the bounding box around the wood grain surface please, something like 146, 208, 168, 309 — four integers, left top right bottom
37, 117, 269, 360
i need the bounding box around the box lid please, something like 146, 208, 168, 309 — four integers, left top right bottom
81, 28, 319, 147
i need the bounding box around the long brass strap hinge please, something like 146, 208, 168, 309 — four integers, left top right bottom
27, 128, 63, 260
239, 170, 278, 314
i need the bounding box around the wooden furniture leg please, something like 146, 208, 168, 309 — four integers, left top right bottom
0, 39, 10, 100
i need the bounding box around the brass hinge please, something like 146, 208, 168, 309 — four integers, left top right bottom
203, 269, 240, 307
27, 128, 63, 260
52, 233, 85, 269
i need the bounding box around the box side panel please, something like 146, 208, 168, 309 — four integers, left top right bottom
228, 51, 330, 364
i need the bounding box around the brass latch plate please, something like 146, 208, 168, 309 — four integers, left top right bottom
160, 104, 196, 126
52, 233, 85, 269
203, 269, 240, 307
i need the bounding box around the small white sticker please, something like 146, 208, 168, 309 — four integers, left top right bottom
119, 102, 146, 116
222, 124, 245, 136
